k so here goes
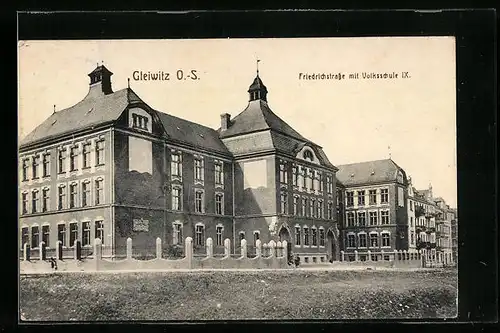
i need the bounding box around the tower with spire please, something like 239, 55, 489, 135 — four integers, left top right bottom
248, 60, 268, 102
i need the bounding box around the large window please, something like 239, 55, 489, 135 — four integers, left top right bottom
293, 196, 299, 215
216, 226, 223, 246
369, 190, 377, 205
369, 211, 378, 226
326, 175, 333, 194
357, 190, 365, 206
381, 210, 390, 224
381, 188, 389, 204
346, 191, 354, 207
301, 197, 307, 217
95, 178, 103, 205
347, 234, 356, 248
317, 200, 324, 219
359, 233, 367, 248
214, 162, 223, 185
69, 183, 78, 208
308, 169, 315, 191
319, 228, 325, 246
58, 185, 66, 210
95, 140, 105, 166
31, 226, 39, 248
303, 226, 310, 246
318, 172, 324, 193
194, 190, 204, 213
295, 226, 301, 246
253, 231, 260, 246
194, 158, 204, 182
58, 149, 66, 173
347, 212, 355, 227
42, 188, 50, 212
21, 192, 28, 214
370, 233, 379, 247
292, 165, 298, 186
279, 162, 288, 184
42, 225, 50, 247
310, 199, 315, 218
172, 187, 182, 211
42, 154, 50, 177
32, 156, 40, 179
382, 233, 390, 247
173, 223, 183, 245
58, 224, 66, 247
195, 225, 205, 246
82, 181, 90, 207
83, 143, 91, 168
312, 227, 318, 246
215, 193, 224, 215
82, 222, 91, 246
171, 153, 181, 177
31, 190, 39, 213
280, 192, 288, 214
95, 221, 104, 245
70, 147, 78, 171
22, 159, 29, 181
358, 211, 366, 226
327, 201, 334, 220
69, 223, 78, 246
21, 227, 29, 247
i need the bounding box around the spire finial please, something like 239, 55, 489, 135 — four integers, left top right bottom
127, 78, 130, 89
256, 58, 261, 76
53, 104, 56, 113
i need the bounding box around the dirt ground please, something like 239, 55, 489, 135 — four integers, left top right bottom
19, 268, 458, 321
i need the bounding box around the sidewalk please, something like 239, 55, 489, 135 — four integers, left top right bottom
20, 264, 433, 276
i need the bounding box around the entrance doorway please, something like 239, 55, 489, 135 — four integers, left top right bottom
278, 226, 292, 263
327, 230, 337, 262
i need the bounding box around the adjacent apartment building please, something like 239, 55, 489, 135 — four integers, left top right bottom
335, 159, 410, 261
19, 65, 340, 261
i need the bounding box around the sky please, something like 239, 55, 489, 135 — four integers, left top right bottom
17, 37, 457, 207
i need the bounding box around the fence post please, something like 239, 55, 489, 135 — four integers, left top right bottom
223, 238, 231, 258
282, 240, 288, 260
276, 241, 282, 257
55, 241, 62, 261
74, 240, 81, 260
39, 242, 46, 261
381, 249, 384, 261
240, 239, 247, 258
255, 239, 262, 258
340, 250, 345, 262
185, 237, 193, 269
156, 238, 162, 259
126, 238, 133, 260
268, 240, 276, 258
94, 238, 102, 271
403, 250, 407, 261
367, 250, 372, 261
354, 250, 359, 262
206, 237, 213, 258
23, 243, 30, 261
262, 243, 268, 257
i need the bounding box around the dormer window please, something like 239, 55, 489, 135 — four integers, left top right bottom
132, 113, 149, 131
303, 150, 314, 161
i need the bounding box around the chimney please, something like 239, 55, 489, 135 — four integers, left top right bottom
88, 65, 113, 95
220, 113, 231, 130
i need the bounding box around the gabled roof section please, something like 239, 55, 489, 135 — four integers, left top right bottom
336, 159, 405, 186
20, 88, 132, 147
219, 100, 308, 142
155, 112, 230, 155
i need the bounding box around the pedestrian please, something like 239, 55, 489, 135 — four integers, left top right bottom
294, 255, 300, 268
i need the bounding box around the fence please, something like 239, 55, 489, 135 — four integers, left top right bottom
19, 238, 290, 273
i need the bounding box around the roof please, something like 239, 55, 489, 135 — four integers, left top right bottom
248, 75, 268, 92
219, 99, 308, 141
336, 159, 404, 186
155, 112, 230, 155
20, 87, 134, 147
